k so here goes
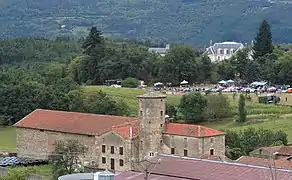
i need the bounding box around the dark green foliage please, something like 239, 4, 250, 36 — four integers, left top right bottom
253, 20, 274, 59
258, 96, 268, 104
66, 89, 130, 116
49, 139, 88, 179
0, 167, 36, 180
166, 103, 177, 119
1, 1, 292, 46
225, 127, 288, 159
205, 93, 232, 120
121, 77, 139, 88
237, 94, 247, 123
179, 92, 207, 122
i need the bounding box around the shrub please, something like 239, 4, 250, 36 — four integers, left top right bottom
204, 93, 232, 120
121, 77, 139, 88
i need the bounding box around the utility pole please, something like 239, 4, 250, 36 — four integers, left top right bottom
132, 156, 161, 180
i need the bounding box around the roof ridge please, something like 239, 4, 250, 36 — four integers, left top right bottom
159, 154, 292, 173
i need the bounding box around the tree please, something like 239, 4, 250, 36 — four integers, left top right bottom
82, 27, 104, 57
162, 45, 198, 85
237, 94, 247, 123
49, 139, 88, 179
121, 77, 139, 88
166, 103, 177, 119
178, 92, 207, 122
225, 128, 288, 159
253, 20, 274, 59
197, 55, 213, 83
204, 93, 232, 120
0, 167, 36, 180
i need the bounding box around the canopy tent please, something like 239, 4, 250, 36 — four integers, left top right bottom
180, 80, 188, 85
250, 81, 267, 86
154, 82, 163, 86
218, 80, 227, 84
227, 79, 235, 83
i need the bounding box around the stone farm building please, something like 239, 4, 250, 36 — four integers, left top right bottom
14, 92, 225, 172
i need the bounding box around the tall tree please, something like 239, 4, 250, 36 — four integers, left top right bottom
253, 20, 273, 59
237, 94, 247, 123
81, 27, 106, 84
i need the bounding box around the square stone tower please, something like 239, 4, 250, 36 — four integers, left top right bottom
137, 91, 167, 159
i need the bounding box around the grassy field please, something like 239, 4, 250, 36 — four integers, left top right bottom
0, 126, 16, 151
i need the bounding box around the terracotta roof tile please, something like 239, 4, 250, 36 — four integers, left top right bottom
129, 154, 292, 180
14, 109, 137, 135
237, 156, 292, 169
165, 123, 224, 137
112, 122, 139, 139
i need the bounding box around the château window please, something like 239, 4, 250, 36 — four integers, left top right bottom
119, 159, 124, 166
111, 146, 114, 154
119, 147, 123, 155
171, 148, 175, 154
210, 149, 214, 155
102, 145, 106, 153
184, 149, 188, 156
102, 157, 106, 164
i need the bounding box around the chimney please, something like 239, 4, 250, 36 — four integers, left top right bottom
130, 127, 133, 139
209, 40, 213, 47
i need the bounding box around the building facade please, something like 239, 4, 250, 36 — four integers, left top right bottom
148, 44, 170, 56
204, 41, 245, 62
14, 92, 225, 172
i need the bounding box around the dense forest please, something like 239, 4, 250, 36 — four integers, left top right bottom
1, 0, 292, 46
1, 21, 292, 125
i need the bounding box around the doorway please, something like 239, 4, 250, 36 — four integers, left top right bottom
110, 158, 115, 170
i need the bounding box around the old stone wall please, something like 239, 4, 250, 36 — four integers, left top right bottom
16, 127, 95, 161
162, 134, 225, 158
97, 131, 132, 172
200, 135, 225, 157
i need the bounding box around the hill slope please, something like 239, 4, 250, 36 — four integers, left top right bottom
1, 0, 292, 46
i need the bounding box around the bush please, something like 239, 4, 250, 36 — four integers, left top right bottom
121, 77, 139, 88
258, 96, 268, 104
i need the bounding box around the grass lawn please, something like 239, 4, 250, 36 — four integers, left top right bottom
0, 126, 16, 151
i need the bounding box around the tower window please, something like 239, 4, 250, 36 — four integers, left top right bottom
171, 148, 175, 154
210, 149, 214, 155
184, 149, 188, 156
160, 111, 163, 116
102, 145, 106, 153
210, 138, 214, 143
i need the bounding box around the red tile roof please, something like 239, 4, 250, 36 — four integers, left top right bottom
237, 156, 292, 169
165, 123, 224, 137
112, 122, 139, 139
129, 154, 292, 180
14, 109, 137, 135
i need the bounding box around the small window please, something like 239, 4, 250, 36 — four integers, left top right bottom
150, 152, 154, 157
40, 129, 44, 132
184, 149, 188, 156
102, 157, 106, 164
119, 159, 124, 166
140, 111, 143, 116
184, 138, 187, 141
119, 147, 123, 155
102, 145, 106, 153
210, 138, 214, 143
161, 99, 163, 102
160, 111, 163, 116
87, 135, 93, 137
111, 146, 114, 154
160, 124, 163, 127
160, 140, 163, 144
149, 121, 151, 124
171, 148, 175, 154
140, 141, 143, 150
210, 149, 214, 155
